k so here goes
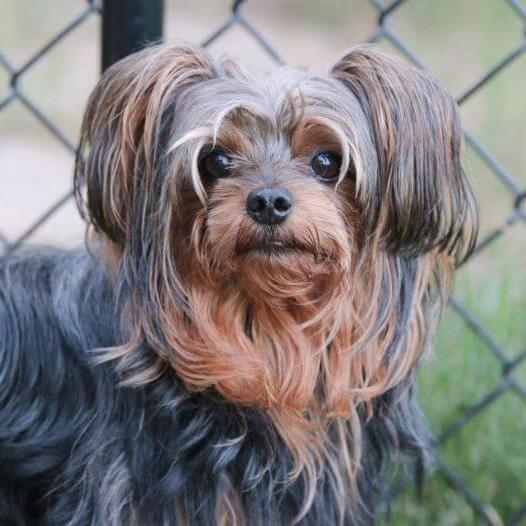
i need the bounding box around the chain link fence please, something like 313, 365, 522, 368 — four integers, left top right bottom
1, 1, 525, 524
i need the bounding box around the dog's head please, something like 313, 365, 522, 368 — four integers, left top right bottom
75, 41, 477, 492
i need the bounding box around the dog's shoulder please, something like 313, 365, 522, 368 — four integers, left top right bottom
0, 246, 89, 296
1, 246, 114, 339
0, 246, 120, 395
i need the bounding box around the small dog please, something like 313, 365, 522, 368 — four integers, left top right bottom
0, 43, 477, 525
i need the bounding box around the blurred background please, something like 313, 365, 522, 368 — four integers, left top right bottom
0, 1, 525, 524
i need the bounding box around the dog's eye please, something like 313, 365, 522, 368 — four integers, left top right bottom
199, 149, 233, 180
311, 152, 341, 182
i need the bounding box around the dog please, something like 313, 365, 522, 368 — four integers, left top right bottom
0, 42, 477, 525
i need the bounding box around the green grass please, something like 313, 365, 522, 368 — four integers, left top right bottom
384, 237, 526, 525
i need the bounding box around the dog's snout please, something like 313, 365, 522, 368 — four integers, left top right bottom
246, 188, 292, 226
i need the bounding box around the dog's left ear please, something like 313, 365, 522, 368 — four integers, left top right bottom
331, 46, 478, 263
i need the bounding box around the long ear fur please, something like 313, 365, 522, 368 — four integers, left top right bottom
331, 46, 478, 263
74, 42, 217, 247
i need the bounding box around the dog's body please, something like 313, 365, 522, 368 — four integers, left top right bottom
0, 249, 424, 525
0, 43, 477, 525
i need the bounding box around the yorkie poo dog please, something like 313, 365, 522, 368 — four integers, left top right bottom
0, 43, 477, 525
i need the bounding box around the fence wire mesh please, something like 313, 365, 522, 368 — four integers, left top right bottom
0, 0, 100, 251
0, 1, 525, 524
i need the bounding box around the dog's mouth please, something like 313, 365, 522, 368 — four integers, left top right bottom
237, 239, 334, 263
238, 240, 309, 257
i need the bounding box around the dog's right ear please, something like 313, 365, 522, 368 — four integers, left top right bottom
74, 43, 216, 246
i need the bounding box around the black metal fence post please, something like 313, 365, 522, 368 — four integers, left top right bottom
102, 0, 164, 71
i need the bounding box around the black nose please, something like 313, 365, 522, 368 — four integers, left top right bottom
246, 188, 293, 226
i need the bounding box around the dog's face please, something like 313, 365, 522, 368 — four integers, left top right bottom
75, 42, 477, 488
180, 68, 363, 301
